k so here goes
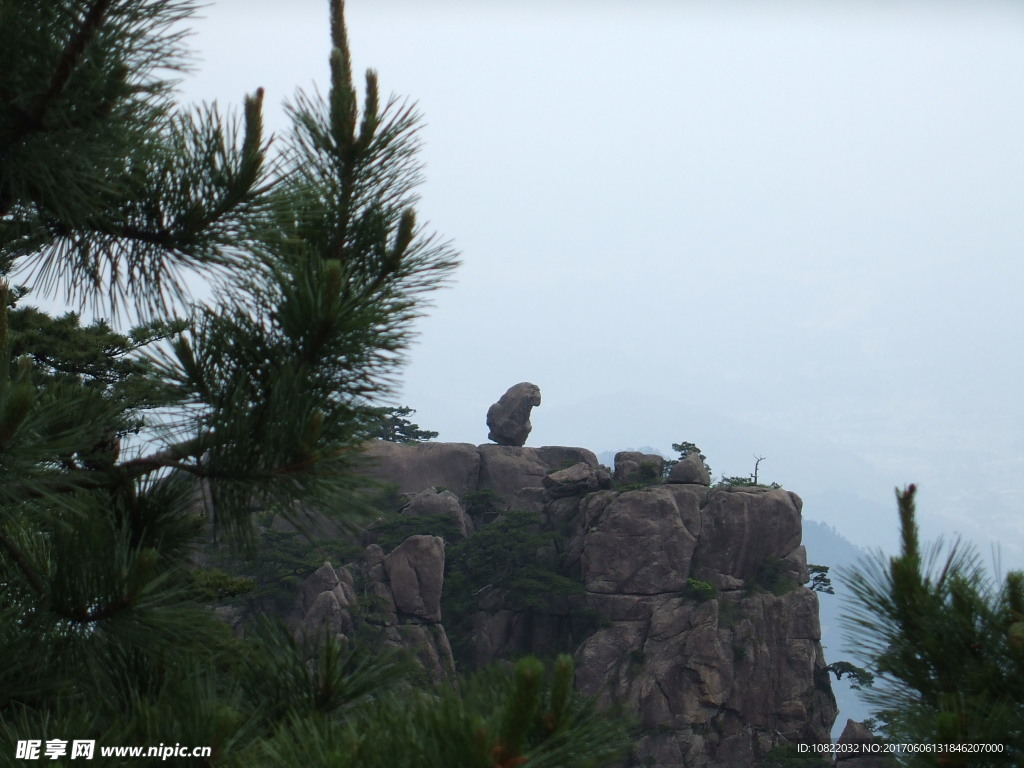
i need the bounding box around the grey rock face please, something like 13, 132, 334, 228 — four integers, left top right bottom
288, 562, 356, 645
288, 539, 455, 684
576, 485, 702, 595
340, 441, 837, 766
476, 445, 550, 512
613, 451, 665, 484
691, 487, 802, 581
358, 441, 480, 498
486, 382, 541, 446
567, 484, 835, 767
384, 534, 445, 622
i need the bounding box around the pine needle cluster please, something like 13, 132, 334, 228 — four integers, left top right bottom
840, 485, 1024, 766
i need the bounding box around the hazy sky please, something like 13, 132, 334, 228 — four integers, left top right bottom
172, 1, 1024, 559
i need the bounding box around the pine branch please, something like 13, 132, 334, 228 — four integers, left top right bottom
0, 528, 47, 598
31, 0, 116, 131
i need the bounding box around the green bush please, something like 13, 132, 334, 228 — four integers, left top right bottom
442, 510, 584, 664
685, 578, 717, 602
371, 513, 463, 553
187, 567, 256, 601
615, 460, 663, 491
718, 475, 757, 487
462, 489, 507, 523
716, 475, 783, 490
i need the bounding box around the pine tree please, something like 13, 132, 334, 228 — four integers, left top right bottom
361, 405, 439, 443
840, 485, 1024, 766
0, 2, 627, 765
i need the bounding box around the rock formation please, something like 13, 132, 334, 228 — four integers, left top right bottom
542, 462, 613, 498
288, 541, 456, 685
613, 451, 665, 484
199, 384, 837, 765
667, 451, 712, 485
486, 382, 541, 446
345, 439, 838, 767
400, 487, 472, 537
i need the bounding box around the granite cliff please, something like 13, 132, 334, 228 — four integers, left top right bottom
289, 440, 838, 768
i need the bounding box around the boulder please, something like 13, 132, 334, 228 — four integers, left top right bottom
288, 562, 356, 645
296, 562, 344, 615
613, 451, 665, 484
667, 452, 711, 485
536, 445, 600, 469
383, 535, 445, 622
401, 488, 471, 537
486, 382, 541, 446
542, 462, 612, 498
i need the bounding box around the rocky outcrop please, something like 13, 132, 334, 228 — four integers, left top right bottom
288, 561, 358, 645
400, 487, 472, 537
358, 440, 480, 497
486, 382, 541, 446
542, 462, 613, 498
667, 452, 712, 485
289, 542, 455, 684
614, 451, 665, 484
572, 486, 702, 595
384, 535, 445, 622
562, 484, 836, 767
361, 441, 600, 515
334, 442, 838, 766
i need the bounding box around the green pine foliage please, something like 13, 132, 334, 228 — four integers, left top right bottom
238, 654, 628, 768
0, 2, 626, 765
360, 405, 439, 442
684, 578, 717, 602
668, 441, 712, 478
841, 485, 1024, 766
443, 510, 586, 664
371, 513, 464, 554
807, 564, 835, 595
